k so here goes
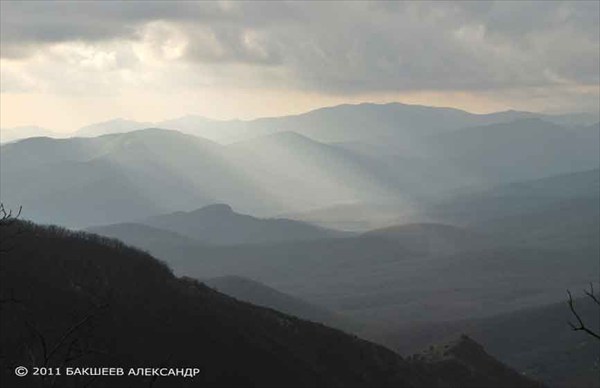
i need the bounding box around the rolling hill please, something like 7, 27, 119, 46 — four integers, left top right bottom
89, 204, 348, 246
0, 129, 405, 227
429, 168, 600, 224
425, 169, 600, 252
74, 103, 598, 146
0, 129, 264, 226
3, 108, 598, 230
0, 126, 60, 143
76, 118, 153, 137
88, 217, 598, 324
75, 103, 531, 145
424, 119, 600, 184
139, 203, 348, 245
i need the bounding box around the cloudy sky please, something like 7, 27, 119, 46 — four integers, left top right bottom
1, 1, 598, 132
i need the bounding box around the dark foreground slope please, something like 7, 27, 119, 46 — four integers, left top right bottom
0, 221, 413, 388
372, 298, 599, 388
408, 335, 544, 388
0, 221, 542, 388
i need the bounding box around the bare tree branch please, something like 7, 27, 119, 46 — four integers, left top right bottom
567, 289, 600, 340
0, 203, 23, 254
584, 282, 600, 306
0, 204, 22, 225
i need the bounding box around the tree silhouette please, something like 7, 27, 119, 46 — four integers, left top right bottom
567, 283, 600, 340
0, 203, 22, 255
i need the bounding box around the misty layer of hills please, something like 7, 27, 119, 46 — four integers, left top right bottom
1, 102, 598, 387
89, 208, 597, 322
1, 103, 599, 228
87, 168, 598, 324
0, 221, 542, 388
0, 125, 61, 144
83, 167, 599, 386
4, 102, 596, 145
89, 203, 348, 246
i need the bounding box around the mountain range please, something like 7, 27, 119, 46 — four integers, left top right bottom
2, 101, 597, 387
87, 189, 598, 325
2, 104, 598, 228
75, 103, 599, 145
90, 203, 347, 246
0, 125, 60, 143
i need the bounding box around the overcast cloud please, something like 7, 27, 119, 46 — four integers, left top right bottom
1, 1, 598, 130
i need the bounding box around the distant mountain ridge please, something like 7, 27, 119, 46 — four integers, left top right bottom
88, 211, 598, 324
0, 128, 408, 226
0, 125, 61, 143
90, 203, 348, 246
2, 108, 598, 228
430, 168, 600, 225
76, 118, 154, 137
4, 102, 598, 145
70, 102, 600, 144
363, 223, 490, 254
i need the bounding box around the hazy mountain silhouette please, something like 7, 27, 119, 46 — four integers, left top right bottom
89, 218, 597, 324
425, 119, 600, 184
76, 118, 153, 137
430, 168, 600, 224
72, 103, 598, 145
73, 103, 532, 144
0, 220, 542, 388
250, 105, 596, 148
138, 203, 348, 245
226, 131, 407, 207
3, 110, 598, 229
476, 196, 600, 252
158, 115, 254, 144
1, 128, 412, 227
0, 129, 280, 226
0, 126, 60, 143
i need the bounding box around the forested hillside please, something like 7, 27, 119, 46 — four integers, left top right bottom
0, 220, 542, 388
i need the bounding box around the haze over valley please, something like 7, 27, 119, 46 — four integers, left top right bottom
3, 102, 598, 387
1, 2, 598, 388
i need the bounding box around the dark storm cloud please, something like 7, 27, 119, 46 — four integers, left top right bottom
1, 1, 598, 93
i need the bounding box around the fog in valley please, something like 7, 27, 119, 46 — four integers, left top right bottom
1, 2, 598, 388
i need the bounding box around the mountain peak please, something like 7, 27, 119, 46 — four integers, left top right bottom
412, 334, 544, 387
446, 334, 485, 357
193, 203, 234, 216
